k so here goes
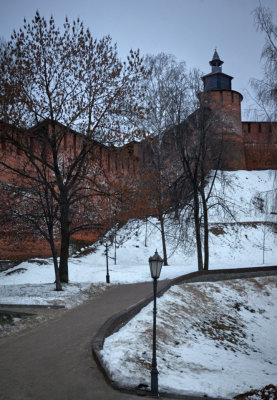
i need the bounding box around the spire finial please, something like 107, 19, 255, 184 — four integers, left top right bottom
212, 48, 220, 61
209, 48, 223, 71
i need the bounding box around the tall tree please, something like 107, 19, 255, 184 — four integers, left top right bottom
171, 91, 227, 271
0, 170, 62, 290
137, 53, 227, 270
0, 12, 146, 285
252, 5, 277, 122
137, 53, 195, 265
252, 5, 277, 216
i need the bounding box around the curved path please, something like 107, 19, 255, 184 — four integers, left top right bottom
0, 281, 169, 400
1, 266, 276, 400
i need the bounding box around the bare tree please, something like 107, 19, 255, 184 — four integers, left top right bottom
137, 53, 195, 265
251, 4, 277, 216
170, 80, 233, 271
0, 176, 62, 290
252, 5, 277, 122
0, 12, 146, 285
137, 54, 230, 270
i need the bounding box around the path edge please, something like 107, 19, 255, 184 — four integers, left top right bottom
91, 265, 277, 399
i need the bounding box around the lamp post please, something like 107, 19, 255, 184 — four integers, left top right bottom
148, 250, 163, 397
99, 234, 110, 284
114, 211, 117, 265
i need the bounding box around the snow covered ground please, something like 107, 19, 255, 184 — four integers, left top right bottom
0, 220, 276, 307
0, 170, 276, 398
101, 276, 277, 399
0, 170, 276, 307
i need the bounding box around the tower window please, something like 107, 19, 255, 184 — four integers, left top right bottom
258, 123, 262, 133
248, 123, 251, 133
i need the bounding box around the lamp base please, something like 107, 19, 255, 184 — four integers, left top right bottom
151, 367, 159, 397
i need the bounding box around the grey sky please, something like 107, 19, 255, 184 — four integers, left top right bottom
1, 0, 276, 119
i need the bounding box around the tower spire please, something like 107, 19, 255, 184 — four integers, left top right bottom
209, 49, 224, 72
201, 49, 233, 91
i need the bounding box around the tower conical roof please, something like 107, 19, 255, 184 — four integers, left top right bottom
209, 49, 223, 68
202, 49, 233, 91
212, 49, 220, 60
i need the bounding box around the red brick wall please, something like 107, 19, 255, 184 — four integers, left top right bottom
0, 101, 277, 260
0, 121, 148, 259
206, 90, 246, 170
242, 122, 277, 170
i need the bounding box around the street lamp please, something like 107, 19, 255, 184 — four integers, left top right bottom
148, 250, 163, 397
114, 210, 118, 265
99, 234, 110, 284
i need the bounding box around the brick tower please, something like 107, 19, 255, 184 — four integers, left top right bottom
201, 50, 246, 169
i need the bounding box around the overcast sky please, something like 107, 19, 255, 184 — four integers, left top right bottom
1, 0, 276, 119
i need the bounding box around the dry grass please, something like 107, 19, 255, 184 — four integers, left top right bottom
154, 277, 277, 355
209, 226, 226, 236
234, 384, 277, 400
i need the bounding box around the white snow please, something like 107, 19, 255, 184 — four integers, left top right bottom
209, 170, 276, 223
0, 170, 276, 398
101, 277, 277, 399
0, 170, 276, 307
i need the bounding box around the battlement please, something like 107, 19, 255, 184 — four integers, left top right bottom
242, 121, 277, 170
0, 50, 277, 259
242, 121, 277, 143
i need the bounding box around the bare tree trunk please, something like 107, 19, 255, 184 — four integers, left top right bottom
49, 239, 62, 291
59, 234, 69, 283
159, 214, 168, 266
59, 205, 70, 283
201, 189, 209, 271
144, 218, 148, 247
193, 192, 203, 271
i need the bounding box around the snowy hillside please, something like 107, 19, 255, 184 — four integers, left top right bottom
209, 170, 276, 223
101, 276, 277, 399
0, 170, 276, 308
0, 170, 276, 399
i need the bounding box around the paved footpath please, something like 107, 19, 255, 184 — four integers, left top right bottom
0, 281, 173, 400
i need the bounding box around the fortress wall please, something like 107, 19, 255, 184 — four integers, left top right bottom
0, 122, 150, 259
207, 90, 246, 170
242, 122, 277, 170
0, 110, 276, 260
